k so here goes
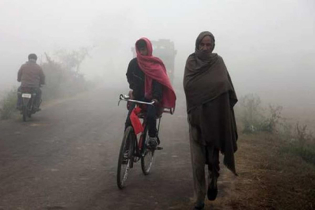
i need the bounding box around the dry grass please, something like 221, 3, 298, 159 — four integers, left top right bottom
171, 115, 315, 210
177, 132, 315, 210
217, 133, 315, 210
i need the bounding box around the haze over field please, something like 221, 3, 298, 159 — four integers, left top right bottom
0, 0, 314, 111
1, 2, 315, 209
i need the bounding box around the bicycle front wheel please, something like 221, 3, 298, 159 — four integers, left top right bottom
141, 129, 155, 175
117, 126, 135, 189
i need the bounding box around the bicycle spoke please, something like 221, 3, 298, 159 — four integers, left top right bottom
122, 160, 130, 183
141, 131, 155, 175
117, 126, 134, 189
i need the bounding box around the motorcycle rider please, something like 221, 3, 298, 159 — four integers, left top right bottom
17, 53, 45, 111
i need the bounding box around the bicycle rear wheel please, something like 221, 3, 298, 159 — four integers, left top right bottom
117, 126, 135, 189
141, 128, 155, 175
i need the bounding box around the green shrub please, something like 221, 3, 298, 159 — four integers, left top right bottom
281, 123, 315, 165
0, 88, 17, 120
283, 144, 315, 166
258, 105, 283, 133
41, 51, 90, 101
238, 94, 263, 133
238, 94, 282, 134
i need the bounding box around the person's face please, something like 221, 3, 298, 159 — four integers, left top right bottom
139, 47, 148, 56
198, 36, 214, 52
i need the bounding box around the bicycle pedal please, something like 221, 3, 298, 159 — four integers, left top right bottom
156, 146, 163, 150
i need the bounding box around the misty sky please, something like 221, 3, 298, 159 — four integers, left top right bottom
0, 0, 314, 109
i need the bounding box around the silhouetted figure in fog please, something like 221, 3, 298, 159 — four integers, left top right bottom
17, 53, 45, 110
183, 31, 238, 210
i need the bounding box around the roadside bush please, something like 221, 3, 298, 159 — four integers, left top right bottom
41, 51, 89, 101
238, 94, 282, 134
259, 105, 283, 133
0, 87, 17, 120
285, 145, 315, 165
282, 123, 315, 165
238, 94, 263, 133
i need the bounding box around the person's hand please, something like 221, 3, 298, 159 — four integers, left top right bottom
152, 99, 159, 104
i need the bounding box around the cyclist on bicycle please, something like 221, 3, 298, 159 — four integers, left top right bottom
125, 37, 176, 149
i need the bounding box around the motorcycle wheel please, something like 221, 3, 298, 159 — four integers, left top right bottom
22, 106, 27, 122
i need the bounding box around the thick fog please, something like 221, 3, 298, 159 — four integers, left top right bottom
1, 0, 314, 111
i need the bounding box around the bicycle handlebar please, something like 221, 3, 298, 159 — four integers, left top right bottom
118, 94, 174, 115
118, 94, 155, 106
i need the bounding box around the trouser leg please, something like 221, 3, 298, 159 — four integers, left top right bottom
189, 124, 206, 204
34, 88, 42, 108
17, 87, 22, 107
124, 102, 136, 130
207, 146, 220, 181
146, 105, 157, 137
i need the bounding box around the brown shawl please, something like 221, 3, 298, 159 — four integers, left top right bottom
183, 31, 237, 112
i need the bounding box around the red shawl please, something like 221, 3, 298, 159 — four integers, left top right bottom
130, 106, 144, 135
135, 37, 176, 109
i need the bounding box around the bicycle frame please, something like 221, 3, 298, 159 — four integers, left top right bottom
117, 94, 173, 188
118, 94, 161, 161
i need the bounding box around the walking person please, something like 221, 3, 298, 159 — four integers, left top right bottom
183, 31, 238, 210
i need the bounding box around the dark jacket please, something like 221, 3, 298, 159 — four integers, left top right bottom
18, 60, 45, 88
126, 58, 162, 101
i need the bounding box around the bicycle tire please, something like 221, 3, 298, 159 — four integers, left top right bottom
141, 128, 155, 175
117, 126, 135, 189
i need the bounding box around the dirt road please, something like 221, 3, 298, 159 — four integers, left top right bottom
0, 87, 205, 210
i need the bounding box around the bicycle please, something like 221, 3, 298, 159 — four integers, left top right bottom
116, 94, 174, 189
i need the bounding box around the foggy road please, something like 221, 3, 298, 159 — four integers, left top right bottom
0, 87, 197, 210
1, 1, 315, 209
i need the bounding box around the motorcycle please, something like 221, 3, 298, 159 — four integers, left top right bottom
18, 87, 41, 122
